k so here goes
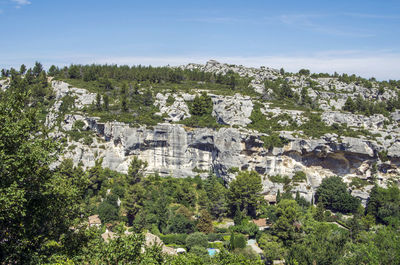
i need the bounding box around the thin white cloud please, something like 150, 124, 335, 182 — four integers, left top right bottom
279, 13, 374, 37
343, 12, 400, 20
12, 0, 31, 8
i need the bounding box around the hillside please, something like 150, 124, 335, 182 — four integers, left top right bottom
9, 60, 398, 205
2, 60, 400, 264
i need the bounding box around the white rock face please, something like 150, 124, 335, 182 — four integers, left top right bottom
154, 93, 191, 122
322, 111, 387, 129
47, 59, 400, 206
58, 115, 400, 205
211, 94, 253, 126
46, 81, 97, 127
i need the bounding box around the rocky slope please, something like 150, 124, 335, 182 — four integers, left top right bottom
45, 60, 400, 205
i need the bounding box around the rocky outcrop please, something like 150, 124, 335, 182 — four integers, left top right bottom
46, 81, 97, 127
211, 94, 253, 126
58, 115, 400, 205
47, 61, 400, 206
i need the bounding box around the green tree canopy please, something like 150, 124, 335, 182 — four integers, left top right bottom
315, 176, 360, 214
228, 171, 262, 218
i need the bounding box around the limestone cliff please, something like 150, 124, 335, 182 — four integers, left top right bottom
46, 60, 400, 205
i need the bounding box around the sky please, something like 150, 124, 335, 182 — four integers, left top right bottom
1, 0, 400, 80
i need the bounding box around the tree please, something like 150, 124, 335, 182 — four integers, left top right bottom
204, 175, 228, 219
289, 222, 348, 265
258, 234, 286, 263
196, 209, 214, 233
314, 201, 325, 221
298, 69, 310, 76
343, 96, 356, 113
190, 92, 213, 116
121, 96, 128, 112
127, 156, 147, 185
124, 183, 146, 226
315, 176, 360, 214
103, 94, 109, 111
230, 233, 246, 250
98, 198, 119, 223
228, 171, 262, 217
273, 199, 301, 244
95, 93, 102, 110
124, 158, 148, 225
32, 61, 43, 77
68, 65, 81, 79
19, 64, 27, 75
143, 88, 153, 106
48, 65, 59, 76
0, 77, 86, 263
121, 82, 127, 95
100, 78, 112, 90
366, 185, 400, 225
167, 212, 195, 234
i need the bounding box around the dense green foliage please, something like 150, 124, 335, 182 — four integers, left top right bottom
366, 185, 400, 226
180, 91, 221, 128
315, 176, 360, 214
0, 74, 86, 263
342, 94, 400, 116
228, 171, 263, 217
2, 63, 400, 264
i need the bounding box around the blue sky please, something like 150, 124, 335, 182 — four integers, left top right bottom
1, 0, 400, 79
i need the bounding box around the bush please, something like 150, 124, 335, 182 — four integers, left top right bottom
292, 171, 307, 183
230, 233, 247, 249
160, 234, 187, 245
207, 233, 224, 242
166, 95, 175, 106
189, 246, 208, 257
268, 175, 291, 185
73, 120, 85, 130
167, 213, 195, 234
215, 227, 228, 233
261, 134, 289, 150
208, 241, 224, 249
98, 200, 119, 223
185, 232, 208, 250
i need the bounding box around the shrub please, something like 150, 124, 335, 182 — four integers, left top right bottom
73, 120, 85, 130
207, 233, 224, 242
98, 200, 119, 223
261, 134, 289, 150
292, 171, 307, 183
160, 234, 187, 245
185, 232, 208, 250
230, 233, 247, 249
166, 95, 175, 106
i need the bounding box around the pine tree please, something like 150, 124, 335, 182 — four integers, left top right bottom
343, 96, 356, 113
276, 189, 281, 203
196, 209, 214, 233
314, 201, 325, 221
96, 93, 102, 110
103, 94, 109, 111
19, 64, 27, 75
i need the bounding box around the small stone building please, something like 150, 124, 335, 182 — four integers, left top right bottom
88, 215, 101, 227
